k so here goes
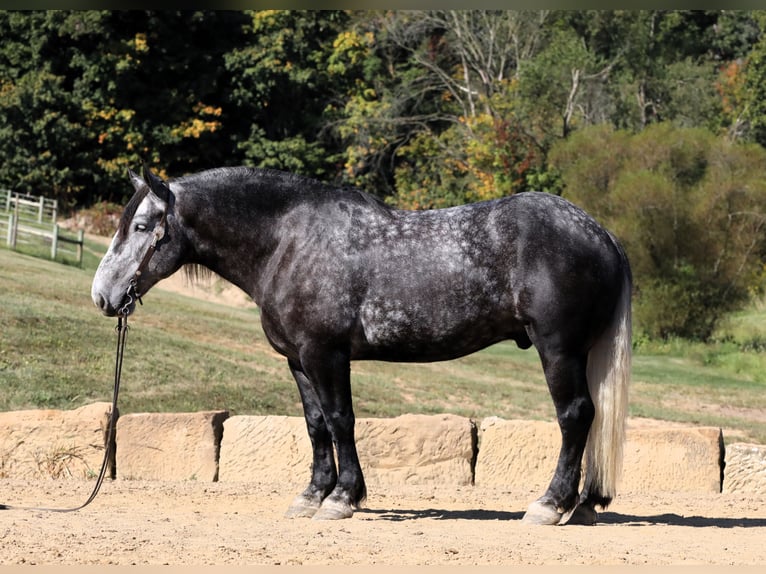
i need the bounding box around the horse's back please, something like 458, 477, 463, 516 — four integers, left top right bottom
348, 192, 625, 361
249, 181, 626, 362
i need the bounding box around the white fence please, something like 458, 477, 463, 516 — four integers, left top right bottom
1, 189, 58, 223
0, 189, 83, 265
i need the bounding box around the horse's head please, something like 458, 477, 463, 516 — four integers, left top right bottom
91, 165, 186, 316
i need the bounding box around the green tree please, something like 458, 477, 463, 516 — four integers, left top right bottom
735, 11, 766, 146
551, 123, 766, 340
0, 12, 88, 203
336, 10, 551, 206
223, 10, 352, 180
0, 11, 249, 205
334, 10, 753, 205
77, 10, 249, 188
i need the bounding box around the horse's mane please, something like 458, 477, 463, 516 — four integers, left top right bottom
351, 186, 395, 220
183, 263, 214, 285
180, 166, 395, 219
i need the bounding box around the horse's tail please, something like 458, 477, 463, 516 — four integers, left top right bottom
583, 263, 632, 507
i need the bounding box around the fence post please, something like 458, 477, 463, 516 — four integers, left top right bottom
38, 196, 45, 223
77, 229, 84, 265
51, 224, 59, 260
5, 213, 12, 247
51, 198, 58, 223
11, 201, 18, 249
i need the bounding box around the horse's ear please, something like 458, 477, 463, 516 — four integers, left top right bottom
142, 164, 171, 205
128, 168, 144, 192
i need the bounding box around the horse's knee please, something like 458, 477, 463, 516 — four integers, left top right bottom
323, 407, 356, 442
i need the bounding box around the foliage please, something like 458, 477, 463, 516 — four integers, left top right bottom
223, 10, 352, 179
738, 11, 766, 147
551, 123, 766, 340
342, 11, 553, 207
0, 11, 251, 205
1, 9, 763, 205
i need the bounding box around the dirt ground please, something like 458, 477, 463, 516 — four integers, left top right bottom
1, 477, 765, 566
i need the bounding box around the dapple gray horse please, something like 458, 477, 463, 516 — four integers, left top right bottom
92, 165, 631, 525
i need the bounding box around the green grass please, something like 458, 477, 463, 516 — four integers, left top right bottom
2, 244, 765, 444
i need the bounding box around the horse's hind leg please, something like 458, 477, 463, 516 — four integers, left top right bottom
522, 348, 594, 525
284, 359, 338, 518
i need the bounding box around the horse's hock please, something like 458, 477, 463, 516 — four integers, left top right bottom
1, 404, 764, 495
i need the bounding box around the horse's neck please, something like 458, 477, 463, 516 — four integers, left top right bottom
178, 185, 292, 304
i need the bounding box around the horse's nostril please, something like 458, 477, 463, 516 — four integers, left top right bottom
94, 294, 117, 316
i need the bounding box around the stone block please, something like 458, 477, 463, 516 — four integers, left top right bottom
723, 443, 766, 494
116, 410, 228, 481
474, 417, 724, 493
0, 402, 116, 480
218, 413, 476, 487
622, 425, 723, 493
474, 417, 560, 491
217, 415, 310, 484
356, 414, 475, 486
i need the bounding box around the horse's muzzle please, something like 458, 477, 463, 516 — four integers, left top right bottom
93, 291, 136, 317
93, 293, 120, 317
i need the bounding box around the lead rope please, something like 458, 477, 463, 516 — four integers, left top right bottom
0, 315, 127, 512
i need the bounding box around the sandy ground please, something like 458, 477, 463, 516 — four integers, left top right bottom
1, 478, 765, 566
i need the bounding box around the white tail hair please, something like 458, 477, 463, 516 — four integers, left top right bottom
583, 271, 632, 505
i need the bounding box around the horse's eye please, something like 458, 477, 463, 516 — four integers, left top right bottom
134, 223, 147, 232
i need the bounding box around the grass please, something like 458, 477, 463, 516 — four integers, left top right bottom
1, 243, 766, 444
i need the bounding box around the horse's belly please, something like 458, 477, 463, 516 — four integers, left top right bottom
355, 299, 519, 362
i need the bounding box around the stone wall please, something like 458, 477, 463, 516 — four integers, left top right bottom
1, 404, 764, 494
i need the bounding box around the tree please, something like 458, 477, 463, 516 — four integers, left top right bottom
0, 12, 89, 203
81, 11, 249, 184
551, 123, 766, 340
334, 10, 552, 206
223, 10, 352, 180
0, 11, 249, 205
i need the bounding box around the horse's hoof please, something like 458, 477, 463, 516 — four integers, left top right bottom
521, 500, 563, 525
312, 498, 354, 520
562, 504, 598, 525
285, 495, 321, 519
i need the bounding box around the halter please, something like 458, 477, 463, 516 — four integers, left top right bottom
119, 211, 167, 317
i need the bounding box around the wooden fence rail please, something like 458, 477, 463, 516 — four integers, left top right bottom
0, 191, 83, 265
1, 189, 58, 223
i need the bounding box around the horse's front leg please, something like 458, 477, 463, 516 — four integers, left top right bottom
523, 350, 594, 525
284, 359, 338, 518
289, 349, 366, 520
